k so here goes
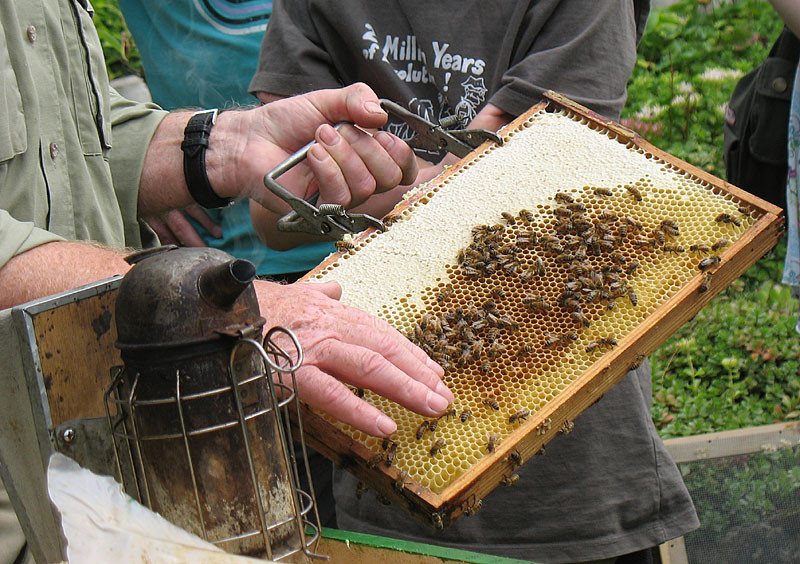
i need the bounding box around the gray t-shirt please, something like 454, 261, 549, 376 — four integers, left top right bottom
251, 0, 648, 158
252, 1, 699, 561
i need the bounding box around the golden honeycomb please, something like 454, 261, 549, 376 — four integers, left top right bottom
308, 107, 757, 494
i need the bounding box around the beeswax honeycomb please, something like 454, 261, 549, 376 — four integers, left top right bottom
310, 108, 756, 493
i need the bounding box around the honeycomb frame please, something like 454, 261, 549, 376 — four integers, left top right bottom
292, 92, 784, 529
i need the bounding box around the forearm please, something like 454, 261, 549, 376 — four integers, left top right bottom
0, 242, 131, 310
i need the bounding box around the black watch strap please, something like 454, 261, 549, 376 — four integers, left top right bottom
181, 109, 233, 208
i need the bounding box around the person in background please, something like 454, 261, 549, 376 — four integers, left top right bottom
770, 1, 800, 318
0, 2, 453, 563
118, 0, 336, 280
249, 2, 699, 563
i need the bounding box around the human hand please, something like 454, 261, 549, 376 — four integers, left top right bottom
207, 83, 418, 215
146, 205, 222, 246
253, 279, 453, 437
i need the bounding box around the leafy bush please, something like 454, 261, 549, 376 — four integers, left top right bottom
623, 0, 799, 439
623, 0, 783, 178
92, 0, 142, 80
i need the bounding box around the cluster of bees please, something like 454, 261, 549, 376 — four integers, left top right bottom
348, 180, 750, 506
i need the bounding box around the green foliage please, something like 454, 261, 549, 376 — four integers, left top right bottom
623, 0, 784, 178
91, 0, 142, 80
651, 241, 800, 439
626, 1, 800, 440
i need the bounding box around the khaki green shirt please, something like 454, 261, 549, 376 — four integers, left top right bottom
0, 0, 167, 270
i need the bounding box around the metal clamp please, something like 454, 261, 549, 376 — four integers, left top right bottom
263, 123, 385, 240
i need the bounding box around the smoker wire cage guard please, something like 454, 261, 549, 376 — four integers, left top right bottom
289, 92, 785, 529
105, 323, 324, 560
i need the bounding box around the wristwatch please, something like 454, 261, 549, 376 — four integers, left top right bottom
181, 109, 234, 208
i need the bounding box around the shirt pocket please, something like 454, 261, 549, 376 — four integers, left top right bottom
0, 25, 27, 163
71, 0, 112, 155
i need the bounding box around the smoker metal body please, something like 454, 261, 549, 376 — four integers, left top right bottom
105, 246, 322, 561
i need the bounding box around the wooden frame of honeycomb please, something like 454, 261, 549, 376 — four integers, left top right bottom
293, 91, 784, 529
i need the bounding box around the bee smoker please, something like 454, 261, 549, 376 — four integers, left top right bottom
105, 246, 323, 561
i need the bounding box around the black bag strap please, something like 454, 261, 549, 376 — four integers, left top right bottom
771, 25, 800, 63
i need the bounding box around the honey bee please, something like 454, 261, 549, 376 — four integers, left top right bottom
518, 267, 537, 282
436, 285, 454, 303
544, 333, 561, 348
593, 187, 614, 197
698, 271, 713, 293
556, 253, 576, 263
501, 211, 516, 225
660, 219, 680, 237
482, 395, 500, 410
376, 494, 392, 506
431, 512, 444, 530
460, 409, 473, 423
627, 288, 638, 306
509, 409, 530, 424
486, 433, 497, 452
534, 256, 546, 276
715, 213, 741, 226
546, 332, 578, 348
559, 420, 575, 434
651, 228, 666, 245
567, 202, 586, 212
502, 474, 520, 486
428, 419, 439, 433
689, 243, 711, 253
632, 235, 656, 248
516, 344, 533, 358
625, 261, 639, 275
430, 438, 446, 457
625, 184, 643, 201
629, 353, 646, 370
554, 206, 573, 217
555, 191, 575, 203
516, 231, 536, 247
367, 453, 383, 469
415, 420, 430, 440
624, 216, 644, 231
738, 205, 749, 215
508, 450, 523, 468
355, 481, 367, 499
711, 238, 731, 251
353, 387, 365, 398
464, 498, 483, 516
586, 337, 618, 353
663, 244, 685, 253
698, 255, 721, 271
382, 438, 393, 451
571, 310, 591, 327
486, 341, 506, 357
393, 470, 409, 493
519, 209, 534, 222
385, 442, 398, 466
335, 239, 355, 252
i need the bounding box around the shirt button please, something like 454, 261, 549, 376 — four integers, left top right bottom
27, 25, 37, 43
49, 142, 59, 159
772, 77, 788, 94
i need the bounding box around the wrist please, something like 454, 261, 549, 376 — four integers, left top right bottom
181, 109, 234, 208
204, 109, 249, 204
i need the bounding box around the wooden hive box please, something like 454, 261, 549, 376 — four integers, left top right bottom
294, 92, 784, 529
